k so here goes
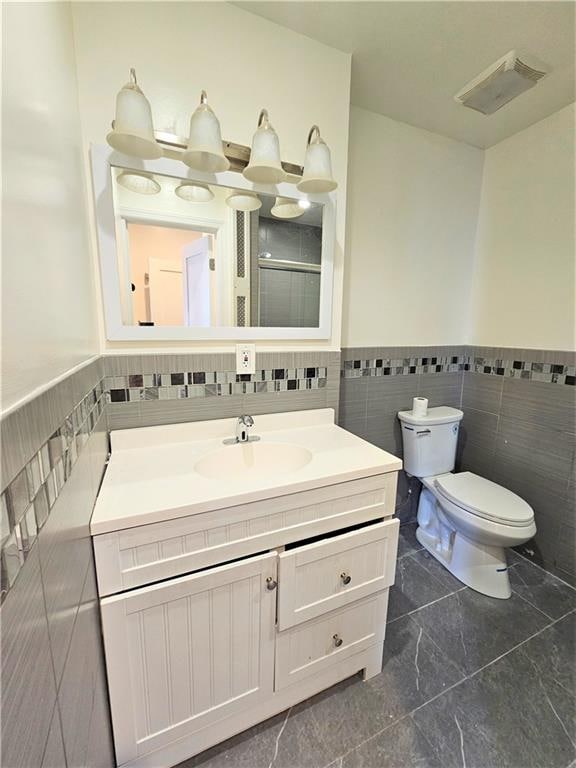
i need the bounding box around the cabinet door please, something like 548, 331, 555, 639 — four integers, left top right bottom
277, 519, 399, 630
101, 552, 277, 766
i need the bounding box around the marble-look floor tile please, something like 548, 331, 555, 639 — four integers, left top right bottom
411, 588, 549, 676
184, 674, 404, 768
387, 551, 463, 622
413, 615, 576, 768
367, 615, 464, 722
397, 523, 423, 559
180, 707, 291, 768
341, 716, 442, 768
509, 556, 576, 620
518, 610, 575, 696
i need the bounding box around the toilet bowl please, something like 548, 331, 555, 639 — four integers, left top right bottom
398, 406, 536, 599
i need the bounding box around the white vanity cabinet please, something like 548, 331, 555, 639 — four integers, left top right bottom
91, 411, 402, 768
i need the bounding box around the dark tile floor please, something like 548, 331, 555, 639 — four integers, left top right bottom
179, 522, 576, 768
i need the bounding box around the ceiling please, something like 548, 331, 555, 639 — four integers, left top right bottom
235, 1, 575, 148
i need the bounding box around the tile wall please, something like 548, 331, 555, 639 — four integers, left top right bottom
0, 359, 115, 767
103, 351, 340, 431
458, 347, 575, 586
339, 345, 576, 585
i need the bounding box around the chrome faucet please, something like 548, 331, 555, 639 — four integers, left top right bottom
223, 415, 260, 445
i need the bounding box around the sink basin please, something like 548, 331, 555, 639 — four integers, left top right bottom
195, 441, 313, 480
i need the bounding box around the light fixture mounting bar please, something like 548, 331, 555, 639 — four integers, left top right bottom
153, 130, 304, 177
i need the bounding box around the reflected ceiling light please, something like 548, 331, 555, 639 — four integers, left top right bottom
106, 69, 162, 160
174, 181, 214, 202
182, 91, 230, 173
298, 199, 311, 210
243, 109, 286, 185
271, 196, 305, 219
117, 171, 160, 195
297, 125, 337, 194
226, 191, 262, 212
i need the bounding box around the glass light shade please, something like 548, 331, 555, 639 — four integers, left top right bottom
106, 69, 162, 160
117, 171, 160, 195
297, 125, 337, 194
226, 191, 262, 212
174, 182, 214, 202
271, 197, 305, 219
182, 91, 230, 173
243, 110, 286, 185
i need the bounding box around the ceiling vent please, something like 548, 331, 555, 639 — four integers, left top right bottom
454, 50, 547, 115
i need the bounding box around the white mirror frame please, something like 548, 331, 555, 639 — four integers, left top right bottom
90, 143, 335, 341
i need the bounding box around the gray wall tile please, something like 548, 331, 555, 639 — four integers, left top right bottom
41, 706, 67, 768
462, 371, 504, 414
1, 365, 113, 768
38, 433, 96, 683
501, 377, 576, 434
58, 565, 114, 768
1, 546, 57, 768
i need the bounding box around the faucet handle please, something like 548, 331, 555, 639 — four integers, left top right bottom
239, 414, 254, 427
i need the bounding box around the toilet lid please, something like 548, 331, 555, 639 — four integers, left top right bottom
434, 472, 534, 526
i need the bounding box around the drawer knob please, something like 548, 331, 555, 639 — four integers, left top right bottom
333, 633, 343, 648
340, 571, 352, 585
266, 577, 278, 591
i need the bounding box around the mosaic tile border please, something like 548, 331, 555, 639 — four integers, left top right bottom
105, 367, 328, 403
342, 355, 466, 378
467, 356, 575, 385
342, 354, 575, 385
0, 380, 106, 603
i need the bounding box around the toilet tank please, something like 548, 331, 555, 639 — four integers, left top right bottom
397, 406, 464, 478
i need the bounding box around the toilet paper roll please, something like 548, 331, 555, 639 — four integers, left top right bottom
413, 396, 428, 417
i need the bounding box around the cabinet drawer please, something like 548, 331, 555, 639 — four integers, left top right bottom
275, 592, 388, 690
277, 518, 399, 630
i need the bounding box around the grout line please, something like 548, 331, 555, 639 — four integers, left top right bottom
409, 607, 576, 721
510, 583, 568, 623
511, 550, 576, 592
465, 607, 576, 680
386, 586, 468, 626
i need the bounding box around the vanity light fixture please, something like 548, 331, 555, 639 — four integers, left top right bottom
226, 191, 262, 212
243, 109, 286, 185
106, 69, 162, 160
298, 199, 311, 210
271, 196, 305, 219
297, 125, 337, 194
117, 171, 161, 195
174, 181, 214, 202
182, 91, 230, 173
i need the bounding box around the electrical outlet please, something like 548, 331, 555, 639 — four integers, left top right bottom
236, 344, 256, 375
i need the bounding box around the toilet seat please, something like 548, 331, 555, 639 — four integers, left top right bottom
434, 472, 534, 527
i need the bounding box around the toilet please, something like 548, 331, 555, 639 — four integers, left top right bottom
397, 405, 536, 599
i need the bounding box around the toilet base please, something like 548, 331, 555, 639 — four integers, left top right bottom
416, 525, 512, 600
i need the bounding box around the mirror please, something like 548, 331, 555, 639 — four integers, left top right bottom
91, 145, 335, 341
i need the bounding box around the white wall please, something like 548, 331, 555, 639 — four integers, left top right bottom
342, 106, 484, 348
2, 2, 99, 412
71, 1, 351, 352
470, 103, 575, 351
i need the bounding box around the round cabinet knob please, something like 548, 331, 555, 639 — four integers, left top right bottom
340, 571, 352, 585
266, 577, 278, 591
333, 633, 343, 648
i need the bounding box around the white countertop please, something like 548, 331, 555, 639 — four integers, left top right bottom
90, 409, 402, 536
